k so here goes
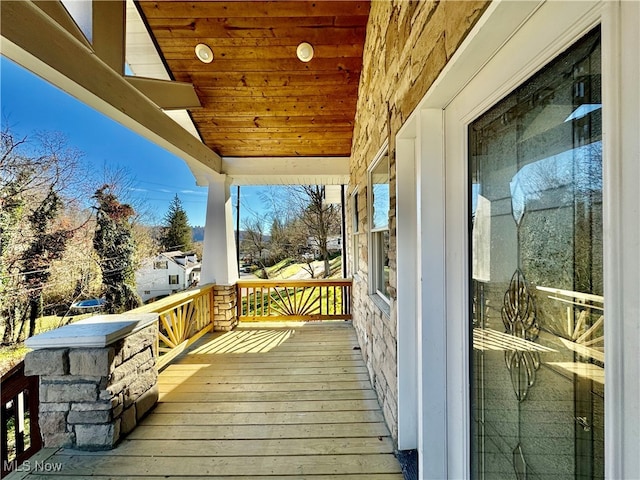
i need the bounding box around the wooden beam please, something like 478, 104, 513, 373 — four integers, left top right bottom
92, 0, 125, 74
125, 76, 202, 110
0, 0, 222, 176
32, 1, 91, 48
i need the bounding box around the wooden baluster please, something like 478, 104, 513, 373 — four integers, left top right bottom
2, 400, 11, 465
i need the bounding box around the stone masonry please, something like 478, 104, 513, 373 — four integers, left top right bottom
213, 284, 238, 331
348, 1, 489, 444
24, 323, 159, 450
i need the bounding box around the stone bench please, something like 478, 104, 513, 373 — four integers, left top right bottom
24, 313, 159, 450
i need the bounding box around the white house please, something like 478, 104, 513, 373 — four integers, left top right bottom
135, 251, 200, 303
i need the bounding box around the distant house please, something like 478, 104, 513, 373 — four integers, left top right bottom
307, 236, 342, 257
135, 251, 200, 303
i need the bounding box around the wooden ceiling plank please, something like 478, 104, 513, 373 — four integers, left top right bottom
150, 26, 367, 44
159, 44, 365, 61
139, 1, 370, 19
217, 147, 352, 157
199, 116, 354, 128
166, 57, 364, 73
199, 127, 354, 134
147, 35, 363, 48
175, 72, 360, 87
195, 97, 358, 107
208, 138, 352, 146
200, 131, 355, 140
145, 15, 369, 30
193, 85, 359, 98
193, 108, 356, 118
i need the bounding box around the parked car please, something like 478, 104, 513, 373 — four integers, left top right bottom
70, 298, 106, 312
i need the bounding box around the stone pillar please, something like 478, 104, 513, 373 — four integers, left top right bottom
24, 314, 159, 450
201, 173, 239, 286
213, 284, 238, 331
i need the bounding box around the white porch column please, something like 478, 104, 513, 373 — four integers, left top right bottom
201, 173, 239, 285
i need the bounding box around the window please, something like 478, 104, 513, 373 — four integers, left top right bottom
154, 261, 168, 270
369, 147, 390, 302
168, 275, 179, 285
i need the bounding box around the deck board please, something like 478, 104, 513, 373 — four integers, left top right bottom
15, 322, 403, 479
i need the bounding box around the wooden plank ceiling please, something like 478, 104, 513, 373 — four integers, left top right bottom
136, 1, 370, 158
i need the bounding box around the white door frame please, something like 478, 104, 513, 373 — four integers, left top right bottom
396, 0, 640, 478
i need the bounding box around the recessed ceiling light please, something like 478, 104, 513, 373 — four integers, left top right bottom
195, 43, 213, 63
296, 42, 314, 62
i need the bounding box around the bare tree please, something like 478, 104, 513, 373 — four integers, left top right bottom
0, 127, 86, 343
288, 185, 340, 278
241, 215, 270, 278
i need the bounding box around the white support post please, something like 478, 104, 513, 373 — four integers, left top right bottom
201, 174, 239, 286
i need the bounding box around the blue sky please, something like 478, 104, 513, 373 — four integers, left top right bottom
1, 56, 270, 228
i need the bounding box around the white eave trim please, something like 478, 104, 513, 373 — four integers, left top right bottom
221, 156, 350, 185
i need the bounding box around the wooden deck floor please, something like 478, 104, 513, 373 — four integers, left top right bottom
13, 322, 403, 479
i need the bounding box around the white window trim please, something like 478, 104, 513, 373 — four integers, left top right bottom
396, 0, 640, 478
367, 141, 391, 306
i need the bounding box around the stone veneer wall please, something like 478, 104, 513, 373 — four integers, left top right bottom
213, 284, 238, 331
24, 324, 159, 450
348, 0, 488, 444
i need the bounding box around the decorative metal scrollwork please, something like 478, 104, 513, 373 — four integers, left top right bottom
501, 269, 540, 402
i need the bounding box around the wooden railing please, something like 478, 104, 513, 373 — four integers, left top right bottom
237, 279, 352, 321
129, 284, 214, 369
1, 361, 41, 478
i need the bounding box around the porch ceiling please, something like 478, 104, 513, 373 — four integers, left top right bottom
136, 0, 370, 158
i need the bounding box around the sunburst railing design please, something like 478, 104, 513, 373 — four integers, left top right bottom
237, 279, 351, 321
129, 284, 214, 369
537, 285, 604, 363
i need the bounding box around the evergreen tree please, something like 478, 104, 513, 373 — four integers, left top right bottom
161, 194, 192, 252
93, 185, 141, 313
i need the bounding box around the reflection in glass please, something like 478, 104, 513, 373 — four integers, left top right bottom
371, 153, 390, 299
469, 28, 603, 479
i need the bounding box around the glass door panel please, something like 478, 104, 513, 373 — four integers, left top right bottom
470, 27, 603, 480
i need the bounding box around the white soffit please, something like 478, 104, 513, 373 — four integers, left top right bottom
125, 0, 201, 141
222, 157, 350, 185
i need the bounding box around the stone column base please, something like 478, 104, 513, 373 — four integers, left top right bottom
213, 284, 238, 331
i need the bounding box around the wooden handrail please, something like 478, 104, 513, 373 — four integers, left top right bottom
129, 284, 215, 369
1, 361, 41, 478
237, 278, 352, 322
